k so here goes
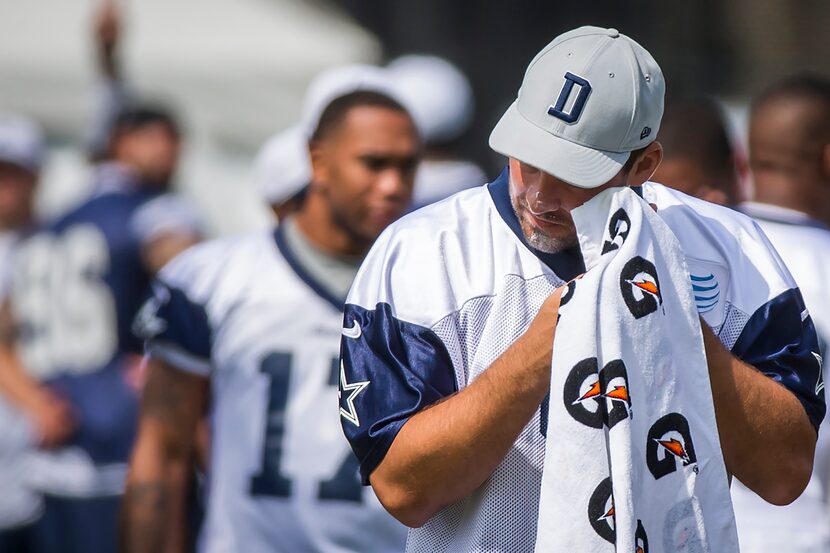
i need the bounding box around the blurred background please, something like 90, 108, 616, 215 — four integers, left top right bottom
3, 0, 829, 235
2, 2, 830, 552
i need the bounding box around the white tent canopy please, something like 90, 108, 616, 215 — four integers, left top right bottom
0, 0, 380, 148
0, 0, 380, 232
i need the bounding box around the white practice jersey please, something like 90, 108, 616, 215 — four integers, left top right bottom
731, 201, 830, 553
137, 226, 407, 553
6, 171, 204, 499
340, 168, 825, 553
0, 230, 41, 529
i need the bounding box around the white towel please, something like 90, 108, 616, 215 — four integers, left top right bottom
534, 187, 739, 553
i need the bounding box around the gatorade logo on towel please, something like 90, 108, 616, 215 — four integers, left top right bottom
646, 413, 699, 479
620, 256, 663, 319
563, 358, 632, 430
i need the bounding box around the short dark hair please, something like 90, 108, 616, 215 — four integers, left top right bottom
657, 97, 735, 179
753, 73, 830, 111
310, 90, 410, 141
752, 73, 830, 143
622, 146, 648, 173
112, 104, 181, 139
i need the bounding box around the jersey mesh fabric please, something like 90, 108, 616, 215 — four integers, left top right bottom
410, 273, 561, 552
717, 302, 751, 351
412, 273, 748, 552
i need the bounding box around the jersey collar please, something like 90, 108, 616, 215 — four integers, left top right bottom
738, 201, 830, 231
273, 222, 344, 311
486, 166, 586, 280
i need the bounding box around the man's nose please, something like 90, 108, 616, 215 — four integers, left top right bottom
376, 168, 409, 198
527, 181, 562, 214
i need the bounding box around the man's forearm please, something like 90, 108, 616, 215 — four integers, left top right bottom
703, 323, 816, 504
122, 437, 191, 553
0, 345, 49, 413
121, 359, 207, 552
121, 476, 170, 553
371, 290, 563, 527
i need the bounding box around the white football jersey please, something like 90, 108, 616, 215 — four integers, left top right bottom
0, 230, 41, 528
341, 169, 824, 553
138, 226, 407, 553
731, 201, 830, 553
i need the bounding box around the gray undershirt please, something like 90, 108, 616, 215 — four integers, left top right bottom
282, 216, 362, 302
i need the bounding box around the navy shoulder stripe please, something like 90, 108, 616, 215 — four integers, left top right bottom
340, 302, 457, 484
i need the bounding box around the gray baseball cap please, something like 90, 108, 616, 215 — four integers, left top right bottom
0, 114, 44, 174
489, 26, 665, 188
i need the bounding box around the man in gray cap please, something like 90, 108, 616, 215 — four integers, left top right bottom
339, 26, 822, 551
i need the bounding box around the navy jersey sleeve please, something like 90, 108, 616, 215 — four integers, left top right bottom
133, 279, 213, 376
731, 288, 825, 432
340, 302, 457, 484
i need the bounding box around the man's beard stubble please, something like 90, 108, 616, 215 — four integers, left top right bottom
522, 219, 579, 253
510, 193, 579, 254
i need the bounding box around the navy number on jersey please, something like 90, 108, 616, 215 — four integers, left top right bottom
249, 352, 363, 503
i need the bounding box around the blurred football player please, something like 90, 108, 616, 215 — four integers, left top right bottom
0, 107, 204, 553
652, 96, 741, 206
255, 63, 400, 223
0, 6, 205, 550
123, 88, 418, 552
387, 54, 487, 209
733, 73, 830, 553
0, 114, 46, 553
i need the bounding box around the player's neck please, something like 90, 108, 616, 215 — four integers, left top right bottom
0, 212, 32, 232
754, 182, 830, 227
294, 198, 370, 258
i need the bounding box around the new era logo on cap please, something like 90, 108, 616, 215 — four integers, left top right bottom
489, 26, 665, 189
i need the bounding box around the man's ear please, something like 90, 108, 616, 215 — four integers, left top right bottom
627, 141, 664, 186
822, 143, 830, 182
308, 139, 329, 192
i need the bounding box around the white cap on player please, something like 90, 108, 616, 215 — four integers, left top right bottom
255, 124, 311, 206
387, 55, 474, 144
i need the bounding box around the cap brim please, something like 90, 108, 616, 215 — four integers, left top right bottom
489, 101, 630, 189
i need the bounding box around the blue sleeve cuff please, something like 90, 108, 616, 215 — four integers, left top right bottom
133, 281, 213, 372
340, 302, 457, 484
732, 288, 826, 432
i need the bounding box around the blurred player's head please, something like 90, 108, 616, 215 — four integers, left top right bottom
653, 97, 740, 206
387, 55, 474, 147
0, 114, 44, 230
301, 64, 399, 139
749, 74, 830, 221
489, 26, 664, 253
305, 90, 419, 253
109, 105, 181, 188
256, 64, 403, 222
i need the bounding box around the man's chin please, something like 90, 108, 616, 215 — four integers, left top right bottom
518, 218, 576, 253
524, 228, 578, 254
